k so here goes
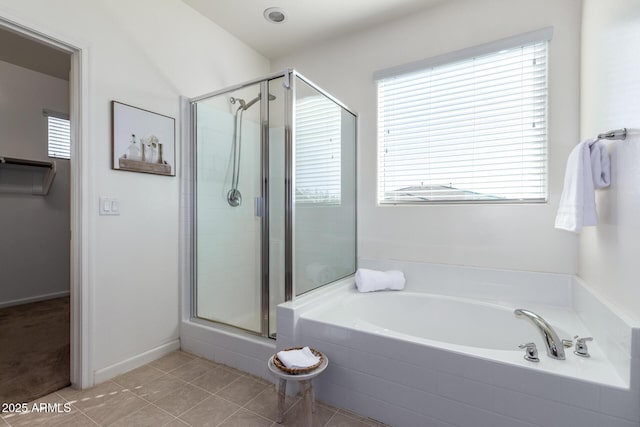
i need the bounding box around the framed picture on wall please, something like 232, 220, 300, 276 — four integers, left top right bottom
111, 101, 176, 176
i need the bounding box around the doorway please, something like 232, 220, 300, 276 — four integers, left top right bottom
0, 25, 72, 402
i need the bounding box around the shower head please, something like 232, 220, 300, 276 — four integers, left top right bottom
229, 97, 246, 109
242, 93, 277, 111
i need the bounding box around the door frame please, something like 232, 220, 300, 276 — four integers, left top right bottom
0, 9, 92, 388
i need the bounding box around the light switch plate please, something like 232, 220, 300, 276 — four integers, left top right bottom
99, 197, 120, 215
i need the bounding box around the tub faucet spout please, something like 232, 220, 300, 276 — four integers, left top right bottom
514, 309, 565, 360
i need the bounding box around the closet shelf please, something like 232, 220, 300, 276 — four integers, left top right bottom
0, 156, 56, 195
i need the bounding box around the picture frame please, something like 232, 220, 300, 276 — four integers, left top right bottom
111, 101, 176, 176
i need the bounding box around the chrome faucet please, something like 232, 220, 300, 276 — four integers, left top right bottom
514, 309, 566, 360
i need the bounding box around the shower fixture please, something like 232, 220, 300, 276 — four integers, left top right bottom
229, 96, 245, 109
243, 93, 276, 111
227, 92, 277, 207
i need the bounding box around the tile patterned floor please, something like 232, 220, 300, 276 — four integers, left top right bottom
0, 351, 387, 427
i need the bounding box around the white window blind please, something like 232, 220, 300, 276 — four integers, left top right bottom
295, 96, 341, 204
45, 110, 71, 160
377, 35, 549, 203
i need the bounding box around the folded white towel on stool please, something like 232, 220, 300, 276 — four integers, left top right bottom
277, 346, 320, 369
555, 139, 610, 233
355, 268, 406, 293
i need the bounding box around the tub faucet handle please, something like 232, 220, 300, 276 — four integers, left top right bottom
518, 342, 540, 363
562, 338, 573, 348
573, 336, 593, 358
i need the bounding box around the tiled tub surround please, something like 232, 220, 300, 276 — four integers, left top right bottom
278, 260, 640, 427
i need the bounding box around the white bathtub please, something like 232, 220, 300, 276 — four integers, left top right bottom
277, 262, 640, 427
312, 291, 574, 352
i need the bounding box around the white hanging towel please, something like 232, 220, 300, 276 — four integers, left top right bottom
590, 141, 611, 189
355, 268, 406, 292
555, 139, 610, 233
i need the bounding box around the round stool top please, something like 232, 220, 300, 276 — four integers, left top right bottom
267, 352, 329, 381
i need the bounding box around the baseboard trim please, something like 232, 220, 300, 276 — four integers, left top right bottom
0, 290, 70, 309
93, 339, 180, 384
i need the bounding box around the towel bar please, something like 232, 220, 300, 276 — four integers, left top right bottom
597, 128, 627, 141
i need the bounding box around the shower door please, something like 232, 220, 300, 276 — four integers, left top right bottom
193, 77, 285, 337
194, 81, 263, 334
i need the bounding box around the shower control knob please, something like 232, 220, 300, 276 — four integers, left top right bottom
227, 188, 242, 207
573, 336, 593, 358
518, 342, 540, 363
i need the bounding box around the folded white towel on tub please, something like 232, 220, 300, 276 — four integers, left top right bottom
355, 268, 406, 293
277, 346, 320, 368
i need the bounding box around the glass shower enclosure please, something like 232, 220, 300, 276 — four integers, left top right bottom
190, 69, 356, 338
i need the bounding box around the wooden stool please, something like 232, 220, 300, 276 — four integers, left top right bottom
267, 352, 329, 427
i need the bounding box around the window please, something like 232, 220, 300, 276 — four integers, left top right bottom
376, 29, 551, 203
295, 95, 341, 204
44, 109, 70, 160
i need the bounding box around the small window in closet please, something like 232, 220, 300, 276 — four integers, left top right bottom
44, 109, 70, 160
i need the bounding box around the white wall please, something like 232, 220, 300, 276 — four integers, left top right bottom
0, 60, 70, 307
0, 0, 269, 382
272, 0, 582, 274
579, 0, 640, 319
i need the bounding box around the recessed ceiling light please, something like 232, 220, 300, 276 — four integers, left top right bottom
263, 7, 287, 24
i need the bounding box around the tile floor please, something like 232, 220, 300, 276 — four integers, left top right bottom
0, 351, 387, 427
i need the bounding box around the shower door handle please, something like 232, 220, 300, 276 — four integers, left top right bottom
255, 196, 264, 217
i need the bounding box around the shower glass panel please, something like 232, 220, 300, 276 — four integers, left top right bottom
195, 82, 264, 333
294, 77, 357, 296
